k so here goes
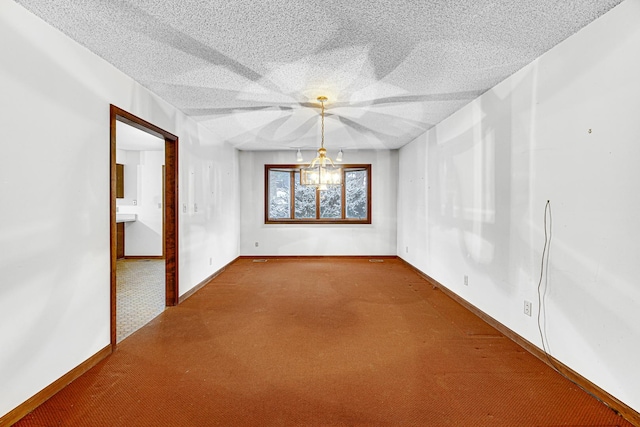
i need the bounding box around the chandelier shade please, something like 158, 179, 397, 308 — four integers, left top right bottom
300, 96, 342, 189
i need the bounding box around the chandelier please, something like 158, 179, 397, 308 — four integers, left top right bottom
300, 96, 343, 189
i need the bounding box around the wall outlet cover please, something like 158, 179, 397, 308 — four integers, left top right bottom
524, 300, 532, 317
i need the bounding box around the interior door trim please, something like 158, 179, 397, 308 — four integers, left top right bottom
109, 105, 179, 349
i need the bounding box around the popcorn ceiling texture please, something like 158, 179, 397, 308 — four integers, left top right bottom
15, 0, 623, 150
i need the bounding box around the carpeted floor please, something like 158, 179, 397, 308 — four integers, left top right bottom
15, 258, 632, 426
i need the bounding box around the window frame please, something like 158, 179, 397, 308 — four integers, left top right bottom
264, 164, 372, 224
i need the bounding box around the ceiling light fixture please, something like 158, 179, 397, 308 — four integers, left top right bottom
300, 96, 342, 189
296, 149, 303, 162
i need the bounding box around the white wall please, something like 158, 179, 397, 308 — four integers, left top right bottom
179, 126, 240, 288
0, 0, 240, 419
397, 0, 640, 412
240, 150, 398, 256
119, 150, 164, 256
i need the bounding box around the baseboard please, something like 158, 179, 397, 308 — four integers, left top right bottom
399, 258, 640, 427
237, 255, 398, 260
123, 255, 164, 260
1, 345, 111, 427
178, 257, 240, 304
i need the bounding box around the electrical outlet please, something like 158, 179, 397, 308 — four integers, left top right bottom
133, 200, 137, 205
209, 257, 212, 265
255, 242, 259, 247
194, 203, 198, 213
405, 246, 409, 253
524, 300, 532, 317
183, 204, 187, 213
464, 275, 468, 286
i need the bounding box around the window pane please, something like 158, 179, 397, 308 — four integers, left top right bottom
265, 164, 370, 224
320, 186, 341, 218
346, 170, 367, 219
294, 172, 316, 218
268, 170, 290, 219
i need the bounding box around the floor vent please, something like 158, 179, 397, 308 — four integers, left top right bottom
252, 259, 268, 263
369, 259, 384, 263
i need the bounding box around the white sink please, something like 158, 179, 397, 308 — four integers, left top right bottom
116, 213, 137, 223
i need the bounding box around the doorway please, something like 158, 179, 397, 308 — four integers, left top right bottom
110, 105, 179, 349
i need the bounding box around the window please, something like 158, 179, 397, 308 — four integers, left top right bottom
265, 164, 371, 224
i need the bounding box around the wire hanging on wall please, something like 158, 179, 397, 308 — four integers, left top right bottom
537, 199, 554, 369
535, 200, 604, 403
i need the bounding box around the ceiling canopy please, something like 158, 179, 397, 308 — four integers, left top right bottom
16, 0, 623, 151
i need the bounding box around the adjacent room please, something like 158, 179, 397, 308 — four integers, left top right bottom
1, 0, 639, 425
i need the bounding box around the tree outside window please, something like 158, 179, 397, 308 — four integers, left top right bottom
265, 164, 371, 224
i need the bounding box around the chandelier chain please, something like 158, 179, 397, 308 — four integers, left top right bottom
298, 95, 341, 188
320, 98, 325, 149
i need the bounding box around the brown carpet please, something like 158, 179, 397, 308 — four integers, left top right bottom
15, 258, 631, 426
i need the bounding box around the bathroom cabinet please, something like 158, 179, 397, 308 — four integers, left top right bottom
116, 163, 124, 198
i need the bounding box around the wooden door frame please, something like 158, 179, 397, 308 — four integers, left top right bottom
109, 105, 179, 349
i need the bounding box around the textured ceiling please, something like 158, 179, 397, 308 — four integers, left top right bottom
15, 0, 623, 151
